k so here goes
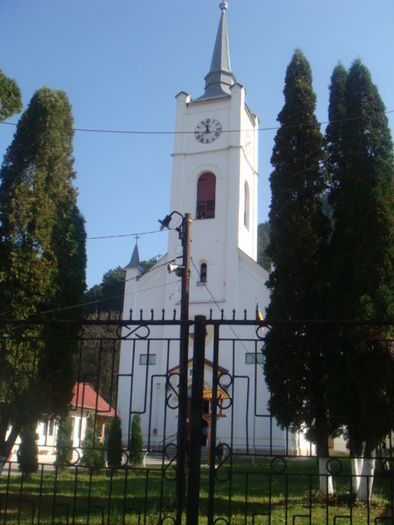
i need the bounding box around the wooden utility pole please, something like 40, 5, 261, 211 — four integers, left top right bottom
176, 212, 192, 525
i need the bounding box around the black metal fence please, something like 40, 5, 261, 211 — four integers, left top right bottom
0, 316, 393, 524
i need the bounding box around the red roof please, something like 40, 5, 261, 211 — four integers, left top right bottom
71, 383, 116, 417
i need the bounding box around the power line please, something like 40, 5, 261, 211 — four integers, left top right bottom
189, 257, 264, 365
88, 229, 163, 240
39, 254, 178, 315
1, 110, 393, 136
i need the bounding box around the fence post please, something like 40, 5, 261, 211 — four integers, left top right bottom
208, 322, 220, 524
186, 315, 206, 525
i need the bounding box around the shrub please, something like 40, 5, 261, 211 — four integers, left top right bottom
55, 415, 73, 470
81, 415, 105, 469
107, 416, 123, 468
18, 420, 38, 476
129, 414, 143, 466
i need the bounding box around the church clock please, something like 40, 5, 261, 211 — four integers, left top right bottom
194, 118, 222, 144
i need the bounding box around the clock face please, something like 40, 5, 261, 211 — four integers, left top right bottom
244, 130, 253, 159
194, 118, 222, 144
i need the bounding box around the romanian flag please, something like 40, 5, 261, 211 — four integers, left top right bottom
256, 302, 264, 331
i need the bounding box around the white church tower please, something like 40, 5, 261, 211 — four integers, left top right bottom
166, 0, 263, 316
117, 2, 292, 454
120, 1, 269, 329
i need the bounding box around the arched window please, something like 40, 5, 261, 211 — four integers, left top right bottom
244, 181, 250, 230
196, 172, 216, 219
200, 263, 207, 283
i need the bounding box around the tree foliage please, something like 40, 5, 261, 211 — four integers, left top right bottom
326, 60, 394, 459
107, 416, 123, 468
81, 258, 156, 408
17, 420, 38, 476
55, 416, 73, 469
129, 414, 143, 466
0, 87, 86, 469
257, 221, 271, 271
0, 67, 22, 123
85, 267, 125, 315
140, 256, 160, 273
263, 53, 393, 500
81, 268, 125, 408
81, 416, 105, 469
263, 50, 335, 457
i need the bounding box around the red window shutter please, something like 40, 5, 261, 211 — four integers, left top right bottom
197, 173, 216, 219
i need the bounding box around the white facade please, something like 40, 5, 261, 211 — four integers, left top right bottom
118, 4, 293, 454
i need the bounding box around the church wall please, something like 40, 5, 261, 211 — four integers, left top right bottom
117, 4, 293, 453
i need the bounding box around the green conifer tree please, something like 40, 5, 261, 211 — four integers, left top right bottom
55, 415, 73, 470
107, 416, 123, 469
327, 60, 394, 501
129, 414, 143, 466
0, 87, 86, 473
263, 50, 337, 479
81, 416, 105, 469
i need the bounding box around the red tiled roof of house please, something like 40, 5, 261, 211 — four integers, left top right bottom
71, 383, 116, 417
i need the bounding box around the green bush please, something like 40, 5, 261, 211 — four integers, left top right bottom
128, 414, 143, 466
18, 420, 38, 476
107, 416, 123, 468
81, 415, 105, 469
55, 415, 73, 470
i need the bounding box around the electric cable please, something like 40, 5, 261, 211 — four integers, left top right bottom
189, 257, 265, 370
1, 110, 392, 135
88, 229, 163, 240
39, 255, 179, 315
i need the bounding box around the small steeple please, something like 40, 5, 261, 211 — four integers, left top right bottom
197, 2, 236, 101
125, 241, 141, 269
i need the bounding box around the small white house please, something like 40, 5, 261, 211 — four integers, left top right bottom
10, 382, 116, 465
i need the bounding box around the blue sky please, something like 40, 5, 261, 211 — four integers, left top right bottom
1, 0, 393, 289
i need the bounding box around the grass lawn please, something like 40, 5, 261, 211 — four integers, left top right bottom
0, 458, 392, 524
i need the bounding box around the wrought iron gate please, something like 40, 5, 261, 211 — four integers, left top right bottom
0, 316, 393, 524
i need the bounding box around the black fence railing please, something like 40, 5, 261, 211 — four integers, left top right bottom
0, 316, 393, 525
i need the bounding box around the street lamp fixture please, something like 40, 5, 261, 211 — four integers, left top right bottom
158, 211, 185, 239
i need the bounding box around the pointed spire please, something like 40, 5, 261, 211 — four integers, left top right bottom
125, 242, 140, 269
197, 2, 236, 101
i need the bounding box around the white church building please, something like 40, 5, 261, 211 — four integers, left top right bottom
117, 2, 303, 456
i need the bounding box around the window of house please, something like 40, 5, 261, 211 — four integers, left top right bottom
200, 263, 207, 283
244, 181, 250, 230
140, 354, 156, 365
245, 352, 263, 365
196, 172, 216, 219
48, 419, 54, 436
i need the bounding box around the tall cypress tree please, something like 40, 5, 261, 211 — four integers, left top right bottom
0, 87, 86, 472
327, 60, 394, 501
328, 60, 393, 322
263, 50, 336, 478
